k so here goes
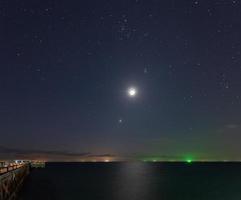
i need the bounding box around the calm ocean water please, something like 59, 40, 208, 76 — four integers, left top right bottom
19, 162, 241, 200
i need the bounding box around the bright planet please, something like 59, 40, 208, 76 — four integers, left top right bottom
128, 87, 137, 97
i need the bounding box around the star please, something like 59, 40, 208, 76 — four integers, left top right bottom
127, 87, 137, 97
144, 68, 148, 74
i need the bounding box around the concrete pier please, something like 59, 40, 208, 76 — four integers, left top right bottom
0, 164, 29, 200
0, 161, 45, 200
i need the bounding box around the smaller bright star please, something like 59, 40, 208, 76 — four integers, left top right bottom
128, 87, 137, 97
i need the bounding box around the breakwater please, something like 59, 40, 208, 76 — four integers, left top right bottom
0, 161, 45, 200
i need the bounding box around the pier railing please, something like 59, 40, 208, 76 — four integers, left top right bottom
0, 164, 25, 175
0, 164, 30, 200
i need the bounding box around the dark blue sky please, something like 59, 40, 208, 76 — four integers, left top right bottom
1, 0, 241, 160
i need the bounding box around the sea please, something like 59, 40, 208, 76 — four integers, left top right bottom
18, 162, 241, 200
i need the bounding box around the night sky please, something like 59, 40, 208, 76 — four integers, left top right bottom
1, 0, 241, 161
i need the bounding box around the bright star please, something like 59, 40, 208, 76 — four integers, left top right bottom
128, 87, 137, 97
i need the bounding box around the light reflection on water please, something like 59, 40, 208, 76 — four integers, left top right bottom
19, 162, 241, 200
114, 162, 153, 200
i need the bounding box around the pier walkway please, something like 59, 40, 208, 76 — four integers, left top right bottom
0, 161, 45, 200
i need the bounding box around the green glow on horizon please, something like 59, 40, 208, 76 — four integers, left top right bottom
186, 159, 192, 163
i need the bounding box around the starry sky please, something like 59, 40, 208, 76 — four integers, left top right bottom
1, 0, 241, 161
